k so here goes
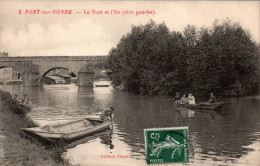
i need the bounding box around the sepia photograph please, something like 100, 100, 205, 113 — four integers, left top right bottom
0, 0, 259, 165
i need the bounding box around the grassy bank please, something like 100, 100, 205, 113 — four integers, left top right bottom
0, 90, 71, 166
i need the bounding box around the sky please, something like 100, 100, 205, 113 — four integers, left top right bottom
0, 1, 259, 56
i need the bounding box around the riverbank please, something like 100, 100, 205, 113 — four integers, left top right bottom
0, 90, 71, 166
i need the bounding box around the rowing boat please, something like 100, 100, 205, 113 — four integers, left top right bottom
174, 102, 227, 110
21, 117, 111, 141
95, 85, 109, 87
19, 102, 32, 111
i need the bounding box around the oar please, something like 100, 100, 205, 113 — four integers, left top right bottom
110, 113, 113, 130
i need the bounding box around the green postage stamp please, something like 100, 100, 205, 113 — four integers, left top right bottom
144, 127, 189, 165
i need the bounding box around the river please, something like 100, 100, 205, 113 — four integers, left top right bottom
0, 84, 259, 166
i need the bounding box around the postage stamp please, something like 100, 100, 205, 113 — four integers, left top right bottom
144, 127, 189, 165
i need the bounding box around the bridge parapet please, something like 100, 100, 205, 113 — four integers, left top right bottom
0, 56, 107, 61
0, 56, 108, 87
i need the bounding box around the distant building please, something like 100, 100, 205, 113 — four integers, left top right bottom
0, 52, 11, 83
0, 67, 22, 84
12, 70, 21, 80
0, 67, 13, 83
54, 74, 71, 83
71, 77, 77, 83
47, 68, 70, 76
0, 52, 8, 57
45, 68, 77, 84
43, 75, 66, 84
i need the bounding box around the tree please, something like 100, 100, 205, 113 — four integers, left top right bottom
187, 19, 260, 96
107, 19, 260, 96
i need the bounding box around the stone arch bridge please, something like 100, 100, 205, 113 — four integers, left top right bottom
0, 56, 107, 87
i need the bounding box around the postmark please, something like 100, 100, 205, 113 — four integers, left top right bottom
144, 127, 189, 165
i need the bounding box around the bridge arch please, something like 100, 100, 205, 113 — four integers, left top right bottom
39, 64, 95, 87
0, 56, 107, 87
41, 67, 78, 78
40, 67, 78, 85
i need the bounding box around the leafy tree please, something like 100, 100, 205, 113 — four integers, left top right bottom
107, 19, 260, 97
187, 19, 260, 96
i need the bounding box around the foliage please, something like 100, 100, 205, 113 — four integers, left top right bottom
0, 90, 71, 165
0, 91, 29, 115
107, 19, 260, 97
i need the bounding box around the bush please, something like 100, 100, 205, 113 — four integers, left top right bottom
0, 90, 28, 114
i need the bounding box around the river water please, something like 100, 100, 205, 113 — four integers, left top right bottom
1, 84, 260, 166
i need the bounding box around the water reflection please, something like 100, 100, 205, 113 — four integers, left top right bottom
174, 107, 195, 118
65, 130, 113, 149
66, 127, 145, 166
0, 84, 260, 165
100, 130, 114, 149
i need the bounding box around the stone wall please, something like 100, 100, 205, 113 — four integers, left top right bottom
78, 72, 94, 87
22, 62, 40, 87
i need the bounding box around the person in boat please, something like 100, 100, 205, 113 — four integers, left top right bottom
173, 92, 181, 103
180, 94, 188, 104
12, 94, 18, 100
100, 107, 114, 122
21, 94, 30, 104
208, 93, 217, 103
187, 94, 195, 104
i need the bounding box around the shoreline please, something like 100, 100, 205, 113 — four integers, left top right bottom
0, 118, 5, 165
0, 90, 71, 166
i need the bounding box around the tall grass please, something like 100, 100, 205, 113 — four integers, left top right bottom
0, 90, 71, 166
